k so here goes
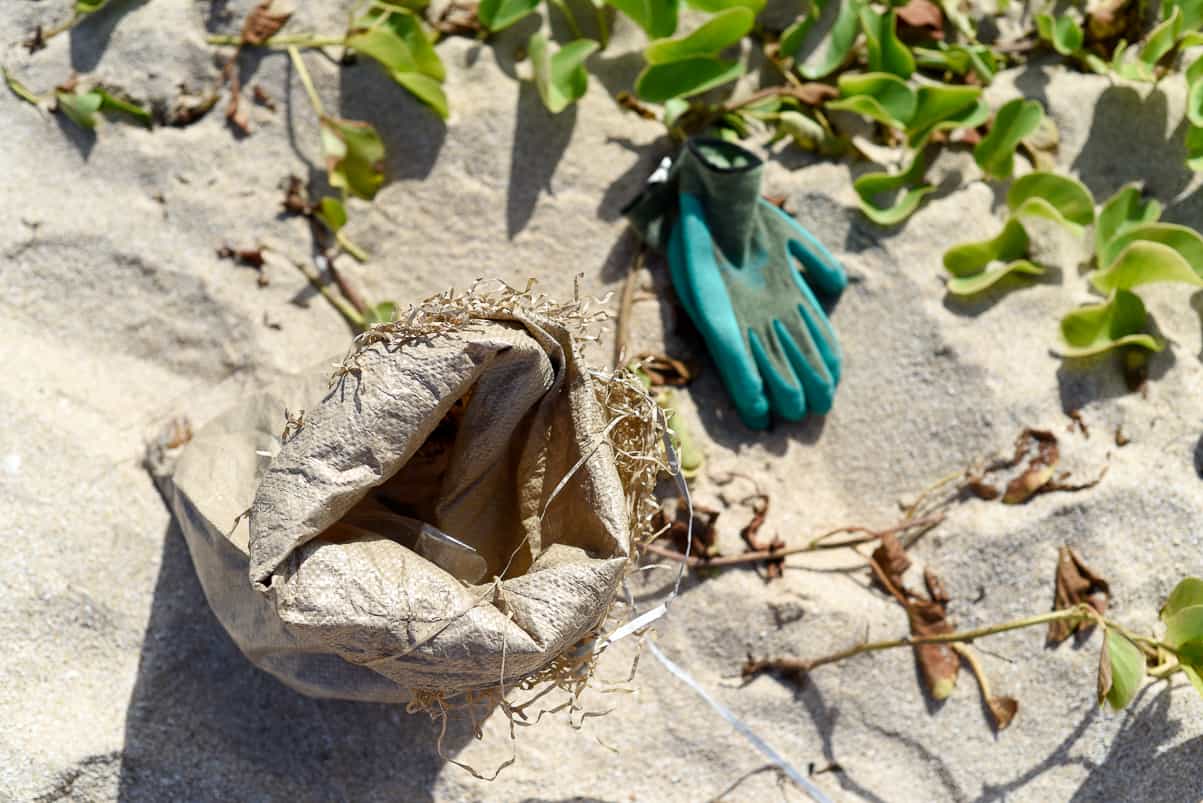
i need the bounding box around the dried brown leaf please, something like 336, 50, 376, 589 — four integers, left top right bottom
1048, 545, 1110, 644
789, 83, 839, 106
739, 495, 784, 580
634, 352, 693, 386
241, 0, 292, 46
252, 84, 277, 111
1001, 428, 1059, 504
870, 532, 911, 597
617, 91, 658, 120
967, 476, 1000, 500
908, 597, 959, 700
896, 0, 944, 40
987, 696, 1018, 729
282, 175, 312, 216
654, 498, 720, 558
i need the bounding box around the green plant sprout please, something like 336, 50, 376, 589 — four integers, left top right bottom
746, 576, 1203, 717
4, 68, 152, 129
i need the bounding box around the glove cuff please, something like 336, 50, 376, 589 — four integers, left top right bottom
676, 138, 764, 265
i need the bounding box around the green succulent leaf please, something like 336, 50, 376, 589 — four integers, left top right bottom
95, 89, 152, 128
683, 0, 764, 14
947, 259, 1043, 296
1059, 290, 1162, 357
1162, 578, 1203, 621
315, 196, 348, 232
1139, 6, 1182, 68
320, 117, 386, 200
1091, 235, 1203, 292
55, 90, 103, 130
944, 217, 1031, 276
346, 8, 448, 119
4, 68, 43, 107
774, 110, 840, 153
827, 72, 916, 128
1187, 124, 1203, 171
794, 0, 864, 80
778, 12, 816, 61
1172, 0, 1203, 32
477, 0, 541, 30
75, 0, 109, 12
1007, 172, 1095, 229
859, 6, 915, 78
1096, 184, 1163, 259
906, 84, 986, 148
913, 43, 998, 83
937, 0, 975, 38
365, 301, 398, 324
974, 98, 1043, 179
1165, 604, 1203, 648
1098, 630, 1145, 711
606, 0, 679, 38
635, 57, 742, 102
1035, 13, 1084, 56
853, 154, 933, 226
643, 7, 753, 63
530, 35, 599, 114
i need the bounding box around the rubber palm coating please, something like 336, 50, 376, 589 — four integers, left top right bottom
664, 139, 846, 429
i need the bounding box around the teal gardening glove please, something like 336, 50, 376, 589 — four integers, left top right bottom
625, 138, 847, 430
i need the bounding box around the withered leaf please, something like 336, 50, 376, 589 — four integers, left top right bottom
896, 0, 944, 40
252, 84, 277, 111
870, 535, 958, 699
1002, 428, 1059, 504
282, 175, 312, 216
241, 0, 292, 45
654, 498, 720, 558
634, 352, 693, 386
217, 244, 266, 268
789, 82, 839, 106
1048, 545, 1110, 644
739, 495, 785, 580
987, 696, 1018, 729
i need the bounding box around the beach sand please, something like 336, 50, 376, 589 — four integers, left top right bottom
3, 2, 1203, 801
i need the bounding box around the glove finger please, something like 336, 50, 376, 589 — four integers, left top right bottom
761, 203, 846, 298
671, 195, 771, 430
786, 267, 843, 386
749, 327, 807, 422
775, 318, 837, 415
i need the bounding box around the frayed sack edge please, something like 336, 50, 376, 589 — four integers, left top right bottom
333, 279, 675, 779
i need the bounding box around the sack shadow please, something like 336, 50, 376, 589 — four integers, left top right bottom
116, 520, 474, 802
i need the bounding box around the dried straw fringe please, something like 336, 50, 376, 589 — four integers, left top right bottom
332, 279, 670, 775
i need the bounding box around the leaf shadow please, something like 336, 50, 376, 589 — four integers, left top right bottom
941, 269, 1062, 318
337, 59, 447, 182
116, 520, 476, 802
54, 113, 96, 160
596, 134, 673, 227
68, 0, 151, 72
1055, 332, 1177, 413
507, 81, 577, 238
1071, 84, 1195, 205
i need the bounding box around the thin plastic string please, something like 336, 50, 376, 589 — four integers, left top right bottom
645, 640, 833, 803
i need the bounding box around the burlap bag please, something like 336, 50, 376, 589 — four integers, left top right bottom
150, 286, 661, 703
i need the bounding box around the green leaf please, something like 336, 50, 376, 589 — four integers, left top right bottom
853, 154, 934, 226
1161, 578, 1203, 621
779, 13, 816, 60
914, 44, 997, 82
1139, 6, 1182, 68
346, 9, 448, 119
828, 71, 916, 127
55, 90, 102, 130
947, 260, 1043, 296
1007, 172, 1095, 227
3, 68, 43, 107
974, 98, 1043, 179
1187, 61, 1203, 129
1035, 13, 1083, 56
75, 0, 109, 12
634, 57, 742, 102
795, 0, 864, 80
320, 117, 386, 200
1165, 604, 1203, 647
606, 0, 679, 38
1188, 124, 1203, 171
530, 35, 598, 114
478, 0, 540, 31
1098, 630, 1145, 710
683, 0, 764, 13
944, 216, 1031, 276
96, 89, 152, 128
906, 84, 986, 148
315, 196, 348, 232
774, 110, 840, 154
859, 6, 914, 78
1096, 183, 1163, 259
1091, 237, 1203, 293
644, 7, 753, 63
365, 301, 398, 324
1059, 290, 1162, 357
1171, 0, 1203, 32
937, 0, 975, 38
